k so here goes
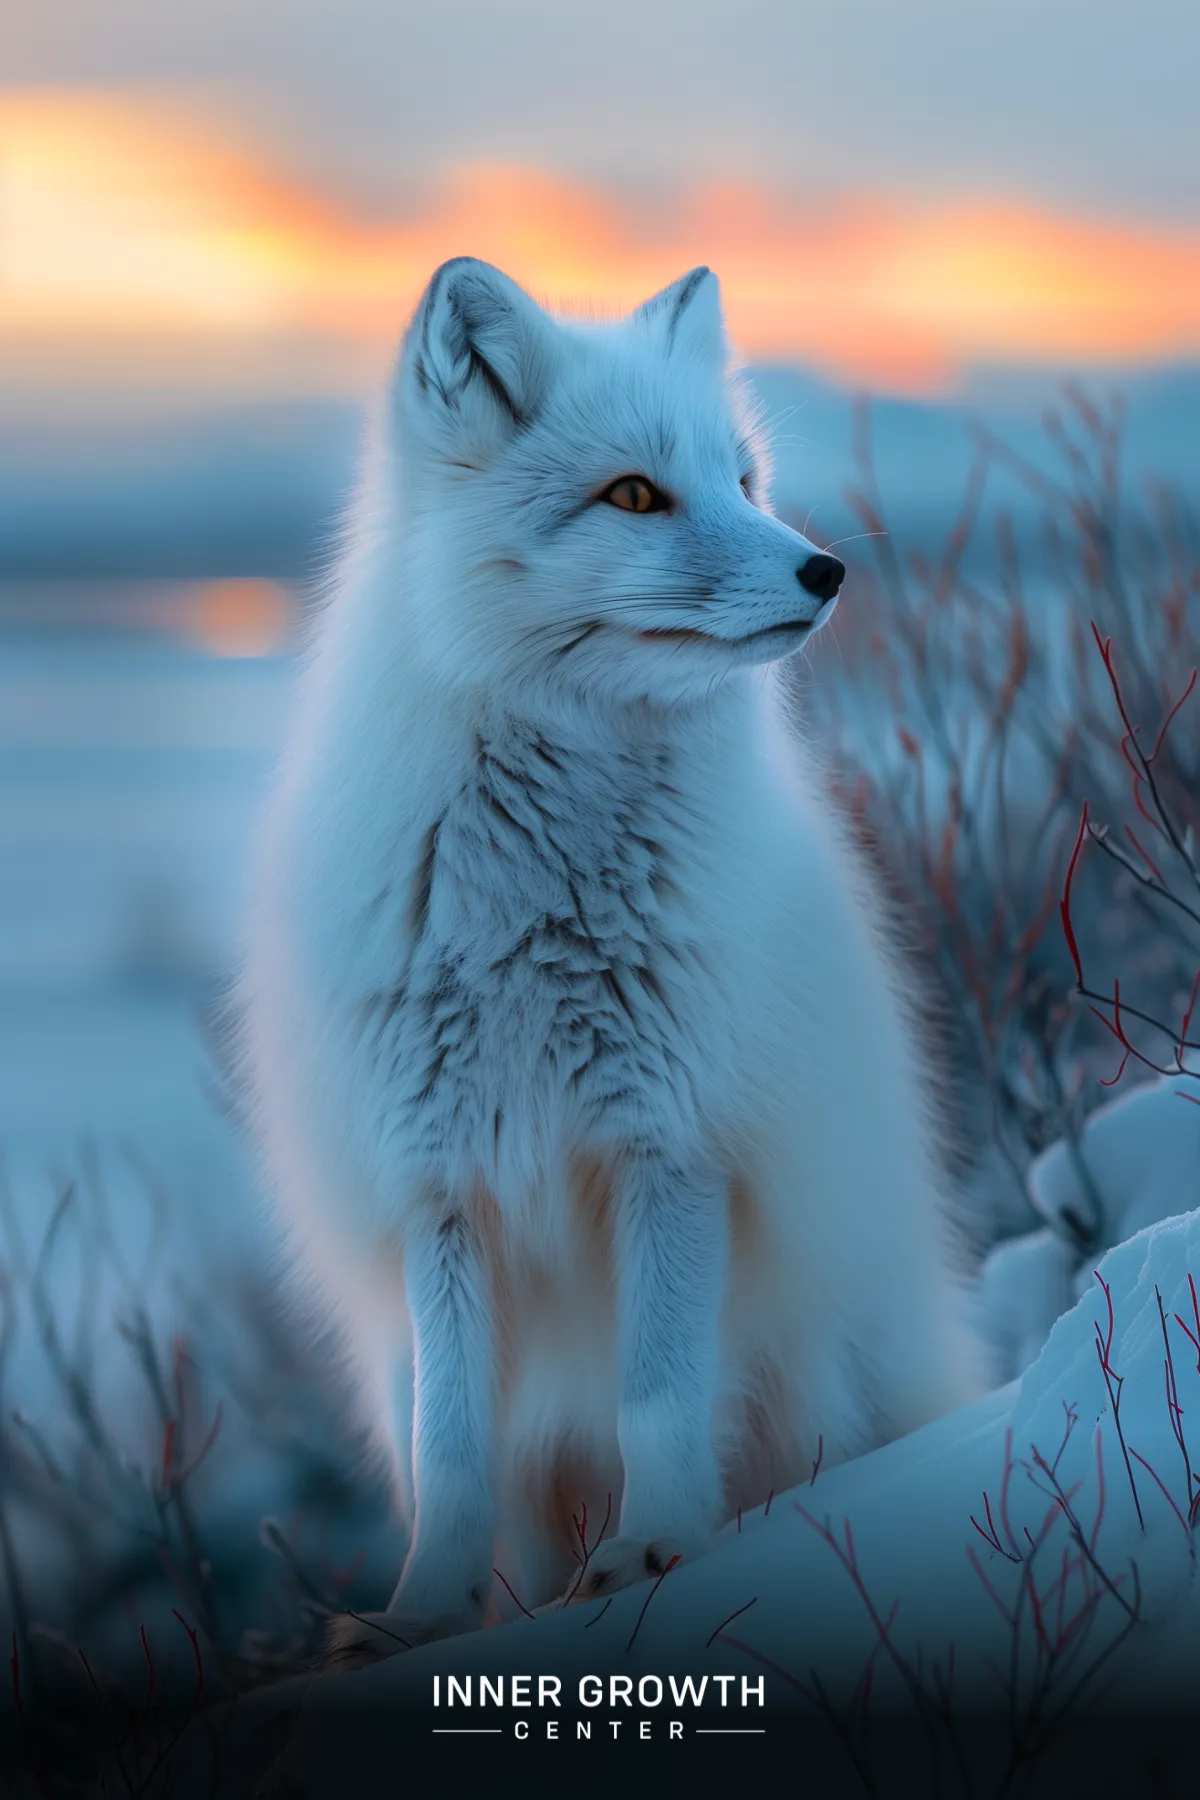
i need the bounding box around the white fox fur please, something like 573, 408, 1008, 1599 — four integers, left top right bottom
238, 258, 984, 1656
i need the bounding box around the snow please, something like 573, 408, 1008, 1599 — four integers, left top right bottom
973, 1227, 1080, 1384
1010, 1203, 1200, 1633
1029, 1075, 1200, 1254
976, 1076, 1200, 1381
149, 1192, 1199, 1794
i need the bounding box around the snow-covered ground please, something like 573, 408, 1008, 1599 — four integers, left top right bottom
156, 1169, 1200, 1797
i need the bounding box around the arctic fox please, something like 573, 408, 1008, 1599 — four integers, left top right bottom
238, 257, 983, 1661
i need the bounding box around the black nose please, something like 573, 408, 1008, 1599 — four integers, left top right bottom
797, 552, 846, 604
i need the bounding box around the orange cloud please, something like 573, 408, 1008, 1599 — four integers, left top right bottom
4, 90, 1200, 401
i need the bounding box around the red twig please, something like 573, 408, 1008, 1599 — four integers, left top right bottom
1094, 1268, 1115, 1366
1181, 972, 1200, 1057
1174, 1273, 1200, 1374
705, 1595, 759, 1650
970, 1488, 1020, 1562
174, 1401, 224, 1488
561, 1491, 613, 1604
1148, 667, 1198, 764
1124, 826, 1164, 886
492, 1566, 534, 1620
138, 1622, 154, 1714
1090, 979, 1134, 1086
1091, 622, 1198, 868
77, 1644, 137, 1797
1092, 1273, 1145, 1530
624, 1554, 681, 1653
160, 1417, 177, 1492
1090, 1427, 1107, 1555
1155, 1283, 1199, 1535
1128, 1449, 1191, 1541
718, 1633, 809, 1696
966, 1544, 1014, 1624
793, 1506, 909, 1682
171, 1610, 203, 1700
998, 1425, 1021, 1555
1059, 801, 1089, 986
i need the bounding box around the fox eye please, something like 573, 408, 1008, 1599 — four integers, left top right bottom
601, 476, 670, 514
740, 472, 755, 500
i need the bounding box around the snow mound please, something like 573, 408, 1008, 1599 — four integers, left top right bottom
1010, 1201, 1200, 1623
1030, 1076, 1200, 1251
977, 1077, 1200, 1380
974, 1225, 1079, 1383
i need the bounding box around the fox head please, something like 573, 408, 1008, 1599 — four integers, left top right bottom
385, 256, 843, 710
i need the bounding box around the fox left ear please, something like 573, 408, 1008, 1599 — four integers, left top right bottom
396, 257, 560, 456
632, 267, 727, 364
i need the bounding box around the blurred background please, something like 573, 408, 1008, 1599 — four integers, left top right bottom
2, 0, 1199, 1756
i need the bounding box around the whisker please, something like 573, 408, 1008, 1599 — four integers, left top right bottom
819, 531, 889, 552
762, 401, 808, 431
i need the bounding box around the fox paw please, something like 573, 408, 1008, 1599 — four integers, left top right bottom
548, 1536, 687, 1608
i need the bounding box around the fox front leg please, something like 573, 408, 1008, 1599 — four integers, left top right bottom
326, 1198, 497, 1667
567, 1152, 729, 1602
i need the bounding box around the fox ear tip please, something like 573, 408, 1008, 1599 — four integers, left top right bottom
632, 265, 726, 359
425, 255, 506, 292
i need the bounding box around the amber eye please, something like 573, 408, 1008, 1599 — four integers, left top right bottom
602, 476, 669, 514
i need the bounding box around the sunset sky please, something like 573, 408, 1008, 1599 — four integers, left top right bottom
3, 0, 1199, 411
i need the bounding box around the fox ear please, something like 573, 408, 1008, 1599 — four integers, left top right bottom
397, 258, 559, 453
632, 266, 727, 364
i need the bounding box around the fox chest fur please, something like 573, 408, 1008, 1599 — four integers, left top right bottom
355, 716, 740, 1211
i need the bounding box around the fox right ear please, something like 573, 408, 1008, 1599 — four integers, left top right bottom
632, 266, 727, 367
396, 258, 559, 458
